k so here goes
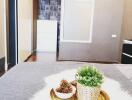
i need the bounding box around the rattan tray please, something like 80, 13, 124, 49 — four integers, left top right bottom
50, 89, 110, 100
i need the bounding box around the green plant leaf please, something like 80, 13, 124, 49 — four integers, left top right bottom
76, 65, 104, 87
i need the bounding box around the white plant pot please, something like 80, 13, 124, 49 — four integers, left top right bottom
77, 82, 101, 100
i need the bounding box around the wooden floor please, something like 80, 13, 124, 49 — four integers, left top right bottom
25, 52, 37, 62
26, 52, 57, 62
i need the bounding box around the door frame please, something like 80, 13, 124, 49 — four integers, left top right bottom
8, 0, 18, 68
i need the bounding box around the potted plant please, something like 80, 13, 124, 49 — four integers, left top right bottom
76, 65, 104, 100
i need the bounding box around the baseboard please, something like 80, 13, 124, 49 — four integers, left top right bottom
24, 50, 36, 62
0, 57, 5, 72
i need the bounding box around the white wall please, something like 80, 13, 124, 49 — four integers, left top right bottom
0, 0, 5, 59
18, 0, 33, 62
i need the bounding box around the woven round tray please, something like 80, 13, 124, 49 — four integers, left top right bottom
50, 89, 110, 100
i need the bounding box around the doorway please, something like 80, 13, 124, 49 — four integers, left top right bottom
7, 0, 60, 65
34, 0, 61, 60
8, 0, 35, 67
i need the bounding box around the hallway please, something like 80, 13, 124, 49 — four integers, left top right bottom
27, 52, 57, 63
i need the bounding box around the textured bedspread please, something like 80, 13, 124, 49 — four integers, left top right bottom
0, 62, 132, 100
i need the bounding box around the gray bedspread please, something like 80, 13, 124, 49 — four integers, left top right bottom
0, 62, 132, 100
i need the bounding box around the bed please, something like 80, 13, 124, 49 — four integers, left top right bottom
0, 62, 132, 100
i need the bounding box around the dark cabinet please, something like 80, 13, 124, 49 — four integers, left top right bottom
122, 40, 132, 64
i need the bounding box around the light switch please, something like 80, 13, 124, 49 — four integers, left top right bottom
112, 34, 117, 38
